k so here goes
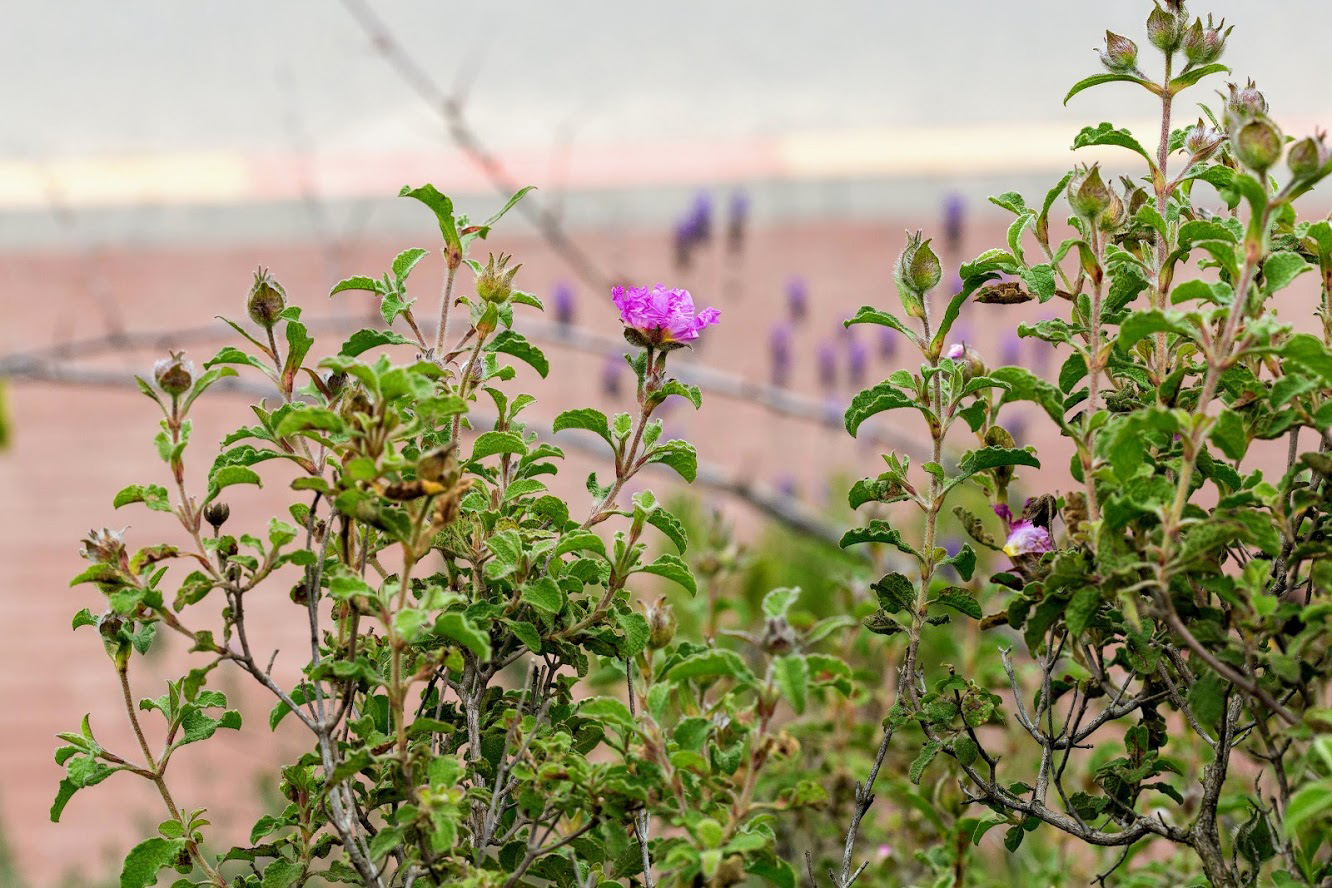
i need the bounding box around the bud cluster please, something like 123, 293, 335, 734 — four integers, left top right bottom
247, 266, 287, 329
1066, 164, 1125, 232
475, 253, 521, 304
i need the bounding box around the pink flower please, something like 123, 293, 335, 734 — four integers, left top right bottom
613, 284, 720, 344
995, 503, 1053, 558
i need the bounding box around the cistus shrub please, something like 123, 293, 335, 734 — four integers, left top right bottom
53, 3, 1332, 888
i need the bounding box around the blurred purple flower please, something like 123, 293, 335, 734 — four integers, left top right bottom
847, 335, 869, 387
1006, 412, 1028, 445
786, 276, 808, 322
726, 189, 749, 253
816, 339, 837, 390
613, 284, 720, 344
878, 326, 898, 360
1000, 332, 1022, 366
672, 192, 713, 269
773, 474, 799, 498
552, 281, 575, 327
942, 192, 966, 253
601, 353, 624, 396
770, 323, 793, 387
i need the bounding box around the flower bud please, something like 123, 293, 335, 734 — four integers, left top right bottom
1099, 31, 1139, 73
475, 253, 521, 304
1232, 118, 1283, 174
760, 616, 797, 655
324, 370, 348, 399
1067, 164, 1113, 221
646, 597, 676, 649
247, 267, 287, 329
894, 230, 940, 319
944, 342, 985, 381
1184, 119, 1225, 159
417, 444, 460, 487
1182, 15, 1229, 66
1097, 191, 1127, 232
1224, 80, 1268, 129
153, 352, 194, 397
204, 501, 230, 531
1146, 3, 1188, 52
80, 527, 128, 570
1288, 132, 1329, 179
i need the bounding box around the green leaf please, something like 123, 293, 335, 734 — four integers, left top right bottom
1188, 670, 1227, 732
774, 655, 809, 715
521, 577, 565, 614
761, 587, 801, 620
840, 520, 916, 554
330, 275, 383, 296
1284, 780, 1332, 839
552, 408, 612, 445
1281, 334, 1332, 385
273, 406, 344, 440
113, 484, 172, 513
665, 649, 756, 686
645, 507, 688, 553
1072, 122, 1153, 165
1117, 309, 1196, 352
120, 836, 186, 888
578, 697, 635, 730
434, 612, 491, 660
1168, 62, 1229, 93
645, 439, 697, 482
908, 739, 942, 784
1209, 410, 1248, 461
260, 858, 304, 888
637, 553, 697, 597
954, 736, 980, 768
488, 330, 549, 378
400, 184, 460, 248
472, 430, 526, 460
933, 586, 981, 619
339, 329, 413, 357
843, 305, 919, 342
1065, 585, 1101, 636
844, 381, 919, 437
871, 573, 915, 613
955, 447, 1040, 479
483, 185, 536, 228
554, 529, 606, 559
1262, 251, 1312, 296
392, 247, 429, 280
1064, 72, 1154, 105
206, 465, 261, 500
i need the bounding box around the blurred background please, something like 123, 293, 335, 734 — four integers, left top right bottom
1, 1, 1330, 884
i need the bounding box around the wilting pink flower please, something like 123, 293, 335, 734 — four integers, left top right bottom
945, 342, 967, 361
612, 284, 720, 344
995, 503, 1053, 558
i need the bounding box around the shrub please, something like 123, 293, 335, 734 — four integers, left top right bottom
823, 3, 1332, 886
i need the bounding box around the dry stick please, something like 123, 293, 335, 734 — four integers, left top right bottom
336, 0, 610, 292
4, 361, 852, 549
0, 315, 923, 458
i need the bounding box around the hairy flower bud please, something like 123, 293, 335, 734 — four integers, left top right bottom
1288, 132, 1329, 179
1067, 165, 1113, 221
204, 501, 230, 531
417, 444, 460, 487
247, 267, 287, 329
80, 527, 128, 570
944, 342, 985, 381
1146, 3, 1188, 52
153, 351, 194, 397
1184, 119, 1225, 159
894, 230, 940, 319
1182, 15, 1229, 66
646, 596, 676, 649
1098, 191, 1127, 232
1224, 80, 1268, 130
475, 253, 521, 304
1098, 31, 1139, 73
1232, 117, 1283, 173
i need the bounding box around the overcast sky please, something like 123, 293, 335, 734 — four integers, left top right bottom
7, 1, 1330, 160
